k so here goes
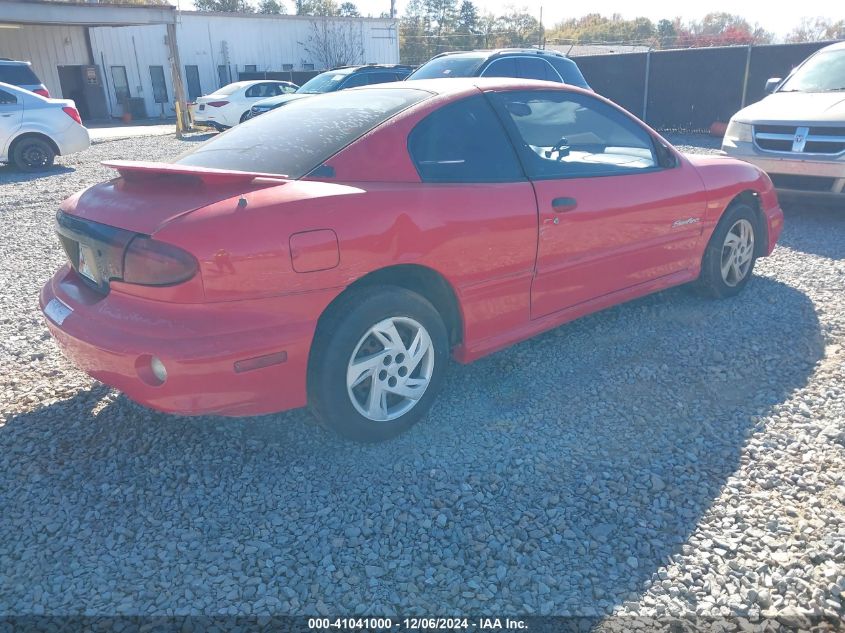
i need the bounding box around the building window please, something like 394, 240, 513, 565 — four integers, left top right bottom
302, 63, 315, 71
111, 66, 130, 102
185, 65, 202, 101
149, 66, 168, 104
217, 65, 231, 88
244, 64, 257, 73
282, 64, 293, 71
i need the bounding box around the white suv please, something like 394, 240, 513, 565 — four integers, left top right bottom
722, 41, 845, 201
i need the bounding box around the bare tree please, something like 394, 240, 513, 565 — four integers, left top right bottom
300, 19, 364, 69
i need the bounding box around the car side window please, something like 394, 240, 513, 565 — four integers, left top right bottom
408, 95, 524, 183
481, 58, 518, 78
246, 83, 274, 98
490, 90, 658, 179
518, 58, 560, 82
0, 89, 17, 105
340, 73, 370, 89
366, 72, 397, 85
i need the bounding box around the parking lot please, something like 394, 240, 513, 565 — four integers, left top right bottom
0, 133, 843, 622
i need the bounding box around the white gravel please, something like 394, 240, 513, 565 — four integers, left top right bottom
0, 133, 843, 627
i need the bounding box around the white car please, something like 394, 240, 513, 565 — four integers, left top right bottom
0, 82, 90, 171
189, 80, 298, 130
722, 41, 845, 201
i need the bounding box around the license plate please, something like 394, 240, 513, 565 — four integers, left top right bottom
45, 298, 72, 326
78, 244, 98, 283
199, 104, 205, 111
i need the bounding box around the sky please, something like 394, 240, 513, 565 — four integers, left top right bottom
349, 0, 844, 38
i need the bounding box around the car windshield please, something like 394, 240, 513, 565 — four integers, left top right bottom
297, 70, 352, 94
779, 49, 845, 92
407, 54, 487, 80
175, 88, 430, 178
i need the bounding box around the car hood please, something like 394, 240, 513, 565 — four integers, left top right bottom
253, 93, 314, 108
733, 91, 845, 125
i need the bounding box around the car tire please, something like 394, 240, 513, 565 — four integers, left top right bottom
11, 137, 56, 171
239, 111, 250, 123
696, 202, 759, 298
308, 286, 449, 442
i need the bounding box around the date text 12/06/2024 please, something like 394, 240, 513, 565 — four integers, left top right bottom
307, 618, 528, 630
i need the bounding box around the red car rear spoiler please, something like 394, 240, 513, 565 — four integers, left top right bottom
102, 161, 290, 185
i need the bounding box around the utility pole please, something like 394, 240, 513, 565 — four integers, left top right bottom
538, 5, 544, 49
390, 0, 395, 19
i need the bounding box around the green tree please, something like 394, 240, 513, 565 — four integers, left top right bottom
399, 0, 433, 64
456, 0, 478, 32
258, 0, 286, 13
656, 18, 676, 48
338, 2, 360, 16
296, 0, 338, 16
194, 0, 255, 12
495, 9, 541, 47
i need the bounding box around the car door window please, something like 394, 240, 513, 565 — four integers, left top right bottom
408, 94, 524, 183
366, 72, 397, 85
0, 89, 17, 104
482, 58, 518, 78
246, 83, 274, 98
490, 90, 657, 179
340, 73, 369, 89
518, 58, 559, 82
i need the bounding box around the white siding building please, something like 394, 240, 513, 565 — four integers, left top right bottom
0, 10, 399, 120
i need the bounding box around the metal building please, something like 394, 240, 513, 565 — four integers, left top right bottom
0, 4, 399, 121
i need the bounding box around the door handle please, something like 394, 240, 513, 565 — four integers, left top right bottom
552, 197, 577, 212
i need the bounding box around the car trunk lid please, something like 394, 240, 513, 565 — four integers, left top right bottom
62, 161, 289, 235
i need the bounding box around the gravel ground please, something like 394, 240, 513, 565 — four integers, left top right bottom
0, 133, 843, 627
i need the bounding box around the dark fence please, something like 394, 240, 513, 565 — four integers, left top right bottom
576, 41, 838, 132
237, 70, 321, 86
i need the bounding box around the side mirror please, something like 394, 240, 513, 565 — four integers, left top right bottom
765, 78, 782, 94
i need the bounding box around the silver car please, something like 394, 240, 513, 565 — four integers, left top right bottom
722, 41, 845, 201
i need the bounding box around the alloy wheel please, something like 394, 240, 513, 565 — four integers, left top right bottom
720, 219, 754, 287
346, 316, 435, 422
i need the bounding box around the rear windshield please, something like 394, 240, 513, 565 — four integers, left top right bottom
0, 64, 40, 85
408, 55, 487, 80
211, 83, 245, 96
297, 70, 352, 94
175, 88, 430, 178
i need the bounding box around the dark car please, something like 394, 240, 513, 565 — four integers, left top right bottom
247, 64, 413, 118
406, 49, 590, 89
0, 59, 50, 97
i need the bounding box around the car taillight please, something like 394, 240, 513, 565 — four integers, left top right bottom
34, 88, 50, 98
62, 106, 82, 125
122, 236, 198, 286
207, 100, 229, 107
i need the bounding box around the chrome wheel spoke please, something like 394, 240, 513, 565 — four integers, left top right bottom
371, 320, 404, 352
406, 328, 432, 373
365, 381, 389, 419
720, 219, 754, 287
384, 377, 428, 400
347, 351, 387, 390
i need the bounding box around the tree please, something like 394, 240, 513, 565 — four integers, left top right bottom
258, 0, 286, 13
296, 0, 338, 16
787, 17, 845, 42
400, 0, 434, 64
656, 18, 677, 48
338, 2, 360, 16
456, 0, 478, 32
496, 8, 541, 47
300, 19, 363, 68
194, 0, 255, 12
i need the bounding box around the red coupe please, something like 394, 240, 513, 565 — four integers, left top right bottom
41, 79, 783, 441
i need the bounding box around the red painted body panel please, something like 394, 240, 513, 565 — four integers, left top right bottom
41, 79, 785, 417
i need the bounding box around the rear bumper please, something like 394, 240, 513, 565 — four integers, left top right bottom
40, 266, 331, 417
56, 124, 90, 156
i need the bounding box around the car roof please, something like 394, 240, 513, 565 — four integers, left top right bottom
820, 41, 845, 52
351, 76, 583, 96
432, 48, 570, 60
0, 59, 32, 66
